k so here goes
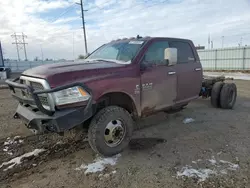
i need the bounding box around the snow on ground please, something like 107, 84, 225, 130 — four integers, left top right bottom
208, 156, 217, 165
203, 72, 250, 80
3, 136, 23, 146
2, 136, 24, 156
183, 118, 195, 124
177, 156, 239, 182
177, 166, 217, 182
219, 160, 239, 170
0, 149, 46, 171
75, 154, 121, 174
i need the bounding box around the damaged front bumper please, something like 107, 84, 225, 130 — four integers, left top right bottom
6, 78, 96, 134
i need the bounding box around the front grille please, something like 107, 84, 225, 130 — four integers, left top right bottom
30, 82, 44, 90
19, 79, 50, 108
38, 96, 49, 106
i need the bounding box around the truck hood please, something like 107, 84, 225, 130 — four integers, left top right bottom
22, 60, 126, 87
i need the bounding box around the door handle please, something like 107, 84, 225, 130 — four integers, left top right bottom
195, 68, 202, 71
168, 71, 176, 75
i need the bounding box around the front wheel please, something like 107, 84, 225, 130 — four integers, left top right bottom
88, 106, 134, 156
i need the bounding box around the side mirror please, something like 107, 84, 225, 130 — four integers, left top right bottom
164, 48, 177, 66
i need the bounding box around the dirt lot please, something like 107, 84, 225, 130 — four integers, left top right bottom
0, 80, 250, 188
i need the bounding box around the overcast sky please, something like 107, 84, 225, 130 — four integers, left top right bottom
0, 0, 250, 60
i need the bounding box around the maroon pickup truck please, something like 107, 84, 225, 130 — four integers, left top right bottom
6, 36, 237, 156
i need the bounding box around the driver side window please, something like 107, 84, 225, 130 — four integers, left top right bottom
143, 41, 169, 66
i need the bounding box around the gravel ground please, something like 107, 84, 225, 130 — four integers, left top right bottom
0, 80, 250, 188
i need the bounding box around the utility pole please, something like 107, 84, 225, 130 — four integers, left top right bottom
73, 32, 75, 60
11, 33, 28, 61
76, 0, 88, 55
40, 44, 44, 61
22, 33, 28, 60
0, 41, 4, 67
11, 33, 20, 61
240, 37, 243, 47
208, 34, 210, 49
221, 36, 224, 48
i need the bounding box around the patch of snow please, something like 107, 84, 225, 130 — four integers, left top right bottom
0, 149, 46, 171
204, 72, 250, 81
103, 174, 110, 178
3, 147, 8, 152
112, 170, 117, 174
98, 174, 103, 177
3, 136, 23, 146
177, 166, 217, 182
7, 152, 13, 156
217, 151, 222, 156
4, 140, 13, 146
220, 169, 227, 175
177, 157, 240, 182
13, 136, 21, 140
56, 141, 64, 145
183, 118, 195, 124
75, 154, 121, 174
208, 156, 217, 165
235, 157, 239, 162
219, 160, 239, 170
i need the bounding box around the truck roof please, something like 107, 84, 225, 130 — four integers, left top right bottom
110, 36, 192, 43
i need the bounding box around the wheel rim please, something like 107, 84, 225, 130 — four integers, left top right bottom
104, 120, 126, 147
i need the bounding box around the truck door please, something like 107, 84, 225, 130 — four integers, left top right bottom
169, 41, 202, 103
140, 40, 177, 115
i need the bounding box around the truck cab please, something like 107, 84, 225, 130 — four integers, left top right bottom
6, 36, 203, 156
136, 37, 202, 115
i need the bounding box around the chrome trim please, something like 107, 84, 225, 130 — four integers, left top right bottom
20, 76, 55, 111
168, 71, 176, 75
195, 68, 202, 71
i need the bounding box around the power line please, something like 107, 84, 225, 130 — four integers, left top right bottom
11, 33, 28, 61
24, 3, 77, 41
91, 0, 113, 11
89, 0, 169, 28
48, 4, 77, 24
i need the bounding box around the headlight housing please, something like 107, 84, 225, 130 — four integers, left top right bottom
53, 86, 90, 106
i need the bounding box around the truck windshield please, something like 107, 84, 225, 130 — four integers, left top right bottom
86, 41, 144, 64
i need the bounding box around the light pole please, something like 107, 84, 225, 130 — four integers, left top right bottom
221, 36, 224, 48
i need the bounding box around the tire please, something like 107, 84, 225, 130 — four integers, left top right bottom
88, 106, 134, 156
220, 83, 237, 109
211, 82, 224, 108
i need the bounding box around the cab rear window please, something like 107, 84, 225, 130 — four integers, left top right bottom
169, 41, 195, 63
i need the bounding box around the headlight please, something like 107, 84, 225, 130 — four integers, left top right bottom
53, 86, 90, 105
